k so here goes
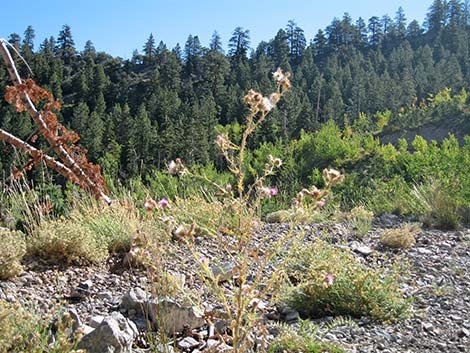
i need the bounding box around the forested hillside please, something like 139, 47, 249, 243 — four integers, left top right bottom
1, 0, 470, 182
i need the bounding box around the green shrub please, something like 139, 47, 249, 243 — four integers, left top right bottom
412, 179, 461, 229
282, 240, 410, 322
0, 228, 26, 279
0, 300, 83, 353
268, 319, 345, 353
29, 218, 108, 264
348, 206, 373, 237
27, 198, 147, 264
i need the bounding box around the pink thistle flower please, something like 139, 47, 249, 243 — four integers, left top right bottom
325, 274, 335, 287
158, 198, 170, 209
316, 200, 326, 208
269, 187, 279, 196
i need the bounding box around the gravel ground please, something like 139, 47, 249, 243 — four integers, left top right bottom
0, 214, 468, 353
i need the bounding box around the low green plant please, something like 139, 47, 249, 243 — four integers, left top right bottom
412, 178, 461, 229
348, 205, 373, 237
0, 300, 83, 353
26, 193, 160, 264
380, 223, 419, 249
0, 228, 26, 279
268, 319, 345, 353
29, 216, 109, 264
282, 239, 410, 322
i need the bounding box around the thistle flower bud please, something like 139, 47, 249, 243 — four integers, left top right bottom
259, 97, 274, 112
323, 168, 344, 186
144, 196, 157, 211
168, 158, 187, 177
272, 68, 291, 90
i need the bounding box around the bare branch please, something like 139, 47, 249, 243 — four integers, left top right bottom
0, 38, 111, 204
0, 128, 80, 184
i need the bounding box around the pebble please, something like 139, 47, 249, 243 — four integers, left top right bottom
177, 336, 199, 350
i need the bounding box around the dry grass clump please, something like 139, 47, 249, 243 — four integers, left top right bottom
380, 223, 419, 249
0, 228, 26, 279
27, 199, 143, 264
412, 179, 461, 229
29, 217, 109, 264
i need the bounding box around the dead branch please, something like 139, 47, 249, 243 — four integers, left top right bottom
0, 128, 80, 183
0, 38, 111, 204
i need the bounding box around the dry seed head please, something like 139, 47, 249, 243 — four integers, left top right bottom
259, 96, 274, 112
144, 196, 158, 211
272, 68, 291, 90
323, 168, 344, 185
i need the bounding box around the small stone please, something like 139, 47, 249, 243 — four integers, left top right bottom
207, 339, 219, 348
97, 291, 113, 301
64, 308, 82, 331
155, 343, 175, 353
458, 328, 469, 337
284, 311, 300, 322
120, 287, 147, 316
89, 315, 105, 328
77, 312, 138, 353
417, 247, 433, 255
177, 336, 199, 350
422, 322, 434, 332
209, 262, 235, 283
79, 279, 94, 290
214, 319, 229, 334
147, 299, 205, 335
355, 245, 373, 256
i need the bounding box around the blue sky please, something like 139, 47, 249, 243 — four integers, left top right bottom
1, 1, 430, 58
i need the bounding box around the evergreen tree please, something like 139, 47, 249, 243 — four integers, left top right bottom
286, 20, 306, 66
368, 16, 384, 45
228, 27, 250, 61
56, 24, 76, 63
143, 33, 156, 65
210, 31, 223, 52
22, 25, 35, 51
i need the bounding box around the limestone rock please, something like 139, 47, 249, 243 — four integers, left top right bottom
77, 312, 138, 353
147, 298, 205, 335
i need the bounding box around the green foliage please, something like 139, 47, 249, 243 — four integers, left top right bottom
268, 319, 345, 353
0, 229, 26, 279
412, 178, 462, 229
0, 301, 83, 353
282, 240, 410, 322
27, 199, 143, 264
348, 206, 374, 237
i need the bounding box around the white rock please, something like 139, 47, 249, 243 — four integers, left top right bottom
77, 312, 138, 353
147, 298, 205, 335
177, 336, 199, 350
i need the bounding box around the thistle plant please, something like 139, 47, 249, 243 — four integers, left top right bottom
162, 68, 291, 352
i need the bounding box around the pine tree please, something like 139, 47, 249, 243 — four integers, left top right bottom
210, 31, 223, 52
228, 27, 250, 61
368, 16, 384, 46
143, 33, 156, 65
56, 24, 76, 63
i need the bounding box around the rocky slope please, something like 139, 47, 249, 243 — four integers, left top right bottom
0, 215, 469, 353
